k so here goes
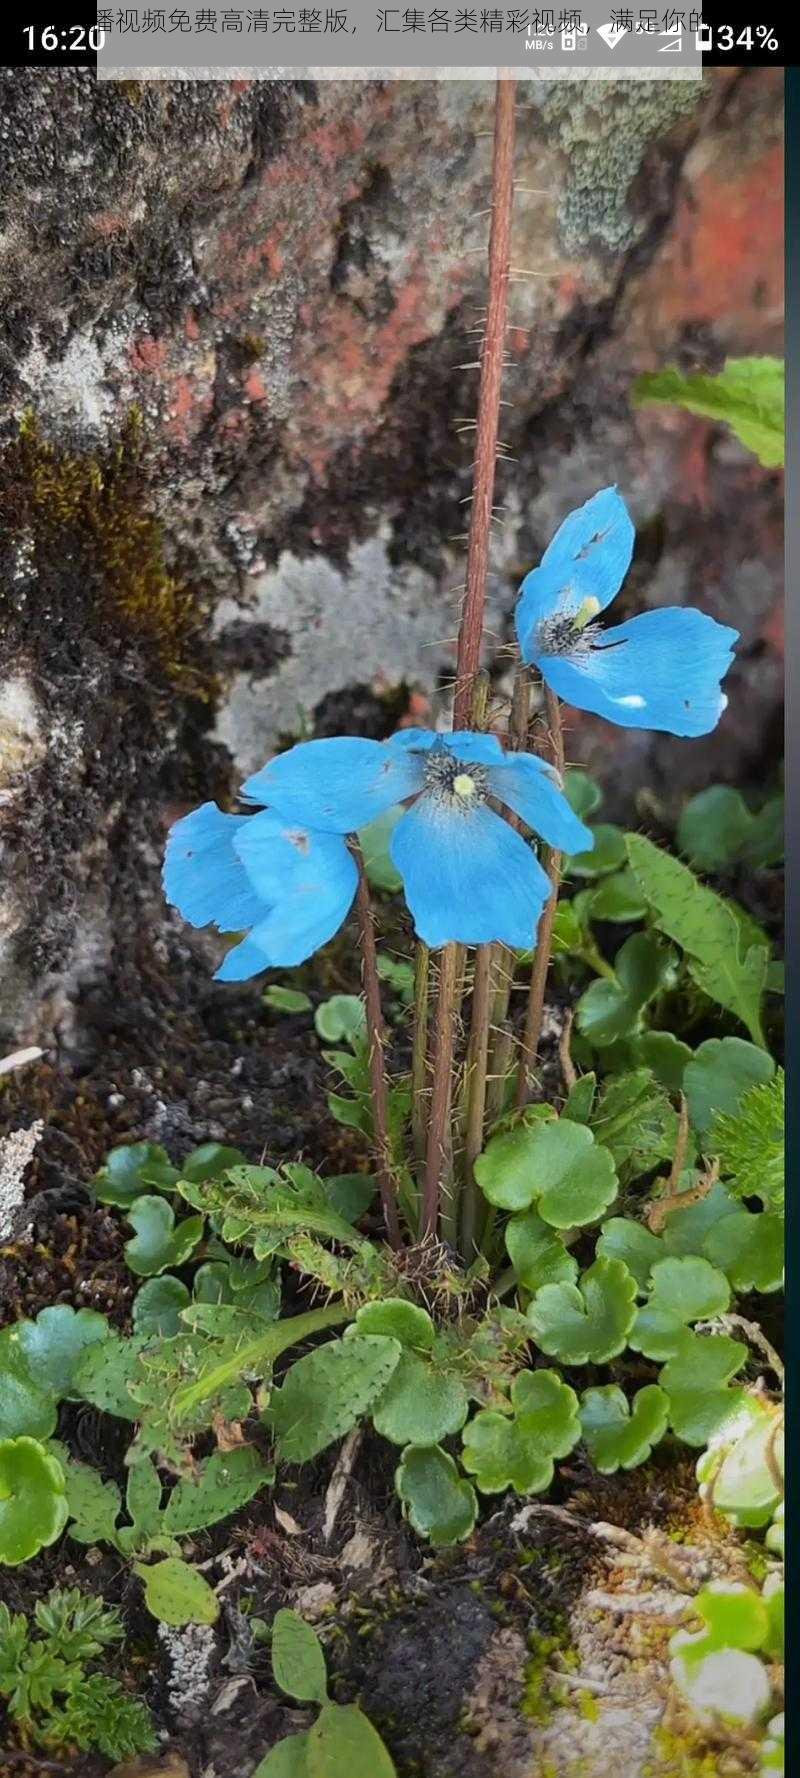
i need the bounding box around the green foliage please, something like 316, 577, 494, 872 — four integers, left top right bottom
629, 1256, 731, 1361
476, 1115, 618, 1228
678, 786, 784, 872
0, 1437, 68, 1565
395, 1444, 477, 1545
271, 1608, 329, 1704
697, 1401, 783, 1530
0, 1586, 155, 1758
703, 1209, 783, 1294
589, 1068, 679, 1182
625, 833, 770, 1046
683, 1038, 775, 1136
0, 1306, 111, 1438
162, 1446, 274, 1535
92, 1139, 180, 1206
132, 1273, 192, 1335
264, 986, 313, 1013
265, 1335, 401, 1463
579, 1384, 668, 1473
461, 1369, 580, 1496
595, 1217, 663, 1292
566, 823, 627, 878
669, 1577, 781, 1727
357, 804, 404, 894
711, 1071, 784, 1212
505, 1209, 578, 1292
527, 1257, 637, 1365
315, 994, 367, 1045
254, 1609, 397, 1776
123, 1194, 205, 1277
659, 1332, 748, 1446
577, 933, 676, 1046
134, 1555, 220, 1625
633, 356, 785, 467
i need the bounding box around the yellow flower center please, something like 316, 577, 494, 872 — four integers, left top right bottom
453, 773, 477, 799
573, 595, 601, 632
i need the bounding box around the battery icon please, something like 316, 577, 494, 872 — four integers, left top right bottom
695, 22, 712, 48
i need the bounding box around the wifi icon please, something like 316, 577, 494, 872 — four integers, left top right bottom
596, 20, 629, 47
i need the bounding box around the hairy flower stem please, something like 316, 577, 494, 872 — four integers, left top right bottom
515, 684, 565, 1109
423, 77, 516, 1242
411, 941, 430, 1170
422, 942, 460, 1239
351, 843, 401, 1249
485, 666, 531, 1124
452, 77, 517, 729
460, 942, 493, 1256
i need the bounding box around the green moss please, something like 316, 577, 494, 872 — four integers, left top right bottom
578, 1689, 600, 1723
0, 413, 210, 691
521, 1621, 575, 1725
646, 1723, 757, 1778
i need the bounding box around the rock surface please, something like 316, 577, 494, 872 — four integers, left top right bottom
0, 68, 784, 1044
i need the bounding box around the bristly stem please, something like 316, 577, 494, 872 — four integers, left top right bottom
411, 940, 430, 1169
461, 941, 493, 1255
422, 942, 460, 1239
452, 75, 517, 728
423, 76, 517, 1240
515, 684, 565, 1109
350, 842, 401, 1249
485, 664, 530, 1121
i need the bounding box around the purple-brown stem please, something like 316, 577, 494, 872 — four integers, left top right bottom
350, 842, 401, 1248
424, 77, 517, 1239
515, 684, 565, 1109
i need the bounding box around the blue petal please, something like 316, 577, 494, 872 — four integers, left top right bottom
516, 487, 635, 658
231, 817, 358, 966
487, 755, 594, 853
242, 737, 425, 833
214, 936, 272, 982
538, 608, 739, 736
163, 803, 270, 932
390, 797, 551, 949
387, 728, 506, 765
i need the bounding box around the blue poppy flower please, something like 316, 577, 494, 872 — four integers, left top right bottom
515, 487, 739, 736
163, 801, 359, 981
242, 728, 592, 951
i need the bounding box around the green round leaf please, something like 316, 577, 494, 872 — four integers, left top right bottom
662, 1181, 740, 1257
0, 1333, 57, 1440
683, 1039, 775, 1136
314, 996, 366, 1046
132, 1275, 191, 1336
584, 867, 649, 923
596, 1218, 663, 1294
352, 1298, 435, 1350
564, 770, 602, 820
630, 1256, 731, 1361
580, 1384, 668, 1474
635, 1032, 693, 1094
321, 1173, 376, 1224
372, 1352, 469, 1446
505, 1210, 578, 1292
476, 1117, 617, 1229
135, 1556, 219, 1625
661, 1333, 748, 1447
527, 1257, 637, 1365
707, 1413, 784, 1529
93, 1141, 178, 1206
567, 824, 626, 879
395, 1444, 477, 1546
271, 1608, 328, 1704
678, 787, 755, 871
0, 1437, 68, 1565
124, 1196, 205, 1278
703, 1210, 783, 1294
11, 1306, 110, 1400
577, 934, 676, 1047
461, 1369, 580, 1496
180, 1143, 248, 1182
